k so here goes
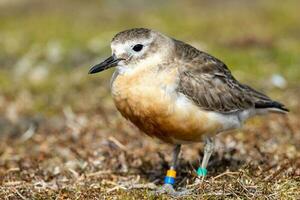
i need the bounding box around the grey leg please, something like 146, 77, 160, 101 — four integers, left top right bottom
155, 144, 191, 196
197, 138, 214, 177
170, 144, 181, 170
163, 144, 181, 187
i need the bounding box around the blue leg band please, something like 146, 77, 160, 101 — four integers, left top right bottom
164, 176, 175, 185
197, 167, 207, 176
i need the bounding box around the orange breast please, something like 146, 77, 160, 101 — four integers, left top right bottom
111, 67, 222, 144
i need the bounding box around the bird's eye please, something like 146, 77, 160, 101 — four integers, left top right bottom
132, 44, 143, 52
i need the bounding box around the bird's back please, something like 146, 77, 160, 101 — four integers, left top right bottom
173, 39, 288, 114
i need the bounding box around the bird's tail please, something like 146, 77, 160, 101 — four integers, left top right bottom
255, 100, 289, 114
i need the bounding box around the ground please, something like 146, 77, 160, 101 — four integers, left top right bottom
0, 0, 299, 199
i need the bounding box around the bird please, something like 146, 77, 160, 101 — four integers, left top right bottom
89, 28, 288, 195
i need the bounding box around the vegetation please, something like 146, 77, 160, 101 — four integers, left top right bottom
0, 0, 299, 199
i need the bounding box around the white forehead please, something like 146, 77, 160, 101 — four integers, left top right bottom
110, 36, 154, 53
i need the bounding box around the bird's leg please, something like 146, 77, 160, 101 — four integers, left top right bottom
163, 144, 181, 187
197, 137, 214, 179
156, 144, 191, 196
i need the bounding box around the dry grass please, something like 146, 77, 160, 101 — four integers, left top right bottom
0, 103, 299, 199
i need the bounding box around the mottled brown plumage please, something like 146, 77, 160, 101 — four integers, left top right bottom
174, 39, 288, 113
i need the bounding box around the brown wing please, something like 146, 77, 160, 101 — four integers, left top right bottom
174, 39, 287, 113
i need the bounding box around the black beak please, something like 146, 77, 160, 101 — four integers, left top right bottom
88, 54, 123, 74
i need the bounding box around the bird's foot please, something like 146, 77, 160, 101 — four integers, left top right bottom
195, 167, 207, 184
153, 184, 192, 197
186, 167, 207, 187
194, 176, 205, 185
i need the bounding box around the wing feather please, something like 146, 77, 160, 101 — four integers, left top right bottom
174, 39, 287, 113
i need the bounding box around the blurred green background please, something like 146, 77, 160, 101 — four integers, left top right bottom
0, 0, 299, 131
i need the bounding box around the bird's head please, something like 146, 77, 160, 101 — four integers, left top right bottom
89, 28, 174, 75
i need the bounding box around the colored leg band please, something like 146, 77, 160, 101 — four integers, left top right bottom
197, 167, 207, 176
164, 169, 176, 185
164, 176, 175, 185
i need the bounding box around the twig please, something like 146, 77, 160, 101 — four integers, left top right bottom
213, 171, 240, 180
108, 136, 127, 151
6, 167, 20, 173
3, 181, 23, 186
15, 189, 28, 200
237, 180, 252, 200
106, 185, 127, 193
21, 124, 36, 142
126, 183, 157, 190
86, 170, 112, 177
264, 163, 288, 181
68, 168, 79, 178
202, 192, 234, 196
